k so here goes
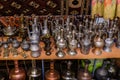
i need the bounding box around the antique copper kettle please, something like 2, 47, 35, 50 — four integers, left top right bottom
9, 60, 26, 80
77, 60, 92, 80
45, 60, 60, 80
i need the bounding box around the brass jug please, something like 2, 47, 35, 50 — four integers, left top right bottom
45, 60, 60, 80
78, 60, 92, 80
9, 60, 26, 80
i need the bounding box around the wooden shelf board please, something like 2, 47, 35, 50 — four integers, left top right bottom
0, 45, 120, 60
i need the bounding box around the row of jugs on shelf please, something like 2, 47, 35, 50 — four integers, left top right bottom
9, 60, 91, 80
8, 59, 117, 80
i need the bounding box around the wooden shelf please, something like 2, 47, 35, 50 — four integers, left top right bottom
0, 37, 120, 60
0, 45, 120, 60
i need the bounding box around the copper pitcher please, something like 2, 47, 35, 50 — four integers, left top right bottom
78, 60, 92, 80
45, 60, 60, 80
9, 60, 26, 80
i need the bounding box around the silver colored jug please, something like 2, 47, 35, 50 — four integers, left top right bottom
68, 30, 77, 56
27, 17, 40, 44
80, 35, 91, 55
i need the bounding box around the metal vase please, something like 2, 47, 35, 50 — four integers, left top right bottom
21, 39, 30, 51
27, 60, 41, 80
45, 60, 60, 80
92, 36, 104, 55
95, 60, 108, 80
56, 28, 67, 58
9, 60, 26, 80
62, 61, 75, 80
68, 30, 77, 56
103, 38, 114, 52
27, 16, 40, 44
56, 49, 66, 58
78, 60, 92, 80
80, 35, 91, 55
